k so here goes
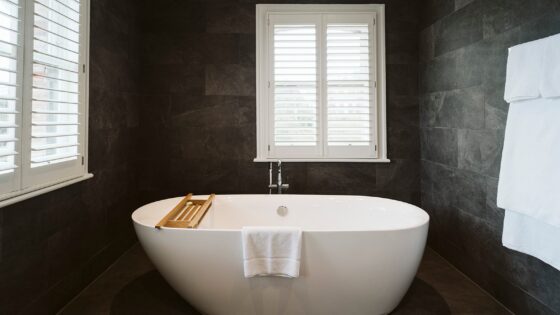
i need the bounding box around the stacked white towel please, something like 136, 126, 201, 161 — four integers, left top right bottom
503, 211, 560, 271
497, 98, 560, 226
499, 33, 560, 271
504, 39, 546, 102
241, 226, 302, 278
541, 34, 560, 98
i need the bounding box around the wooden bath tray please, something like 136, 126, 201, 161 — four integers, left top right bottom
155, 193, 215, 229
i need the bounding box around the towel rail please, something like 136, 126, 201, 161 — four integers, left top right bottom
155, 193, 215, 229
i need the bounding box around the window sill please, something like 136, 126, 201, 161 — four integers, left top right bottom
0, 173, 94, 208
253, 158, 391, 163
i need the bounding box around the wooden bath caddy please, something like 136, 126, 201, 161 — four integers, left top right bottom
155, 193, 215, 229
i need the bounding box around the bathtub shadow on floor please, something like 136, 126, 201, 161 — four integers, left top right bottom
109, 270, 451, 315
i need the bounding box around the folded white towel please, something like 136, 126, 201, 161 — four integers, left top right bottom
242, 226, 302, 278
497, 98, 560, 227
504, 38, 546, 103
541, 34, 560, 98
503, 211, 560, 270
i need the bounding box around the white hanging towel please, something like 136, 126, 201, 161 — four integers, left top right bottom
497, 98, 560, 226
241, 226, 302, 278
499, 33, 560, 270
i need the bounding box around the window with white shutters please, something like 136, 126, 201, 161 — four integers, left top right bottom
256, 5, 387, 162
0, 0, 90, 204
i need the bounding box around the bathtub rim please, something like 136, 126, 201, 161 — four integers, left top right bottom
132, 194, 430, 233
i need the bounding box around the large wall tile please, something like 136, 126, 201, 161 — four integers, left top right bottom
205, 64, 256, 96
0, 245, 48, 314
482, 0, 560, 38
458, 129, 504, 177
419, 54, 458, 93
421, 0, 455, 29
420, 86, 484, 129
434, 1, 483, 56
421, 128, 458, 167
206, 2, 255, 34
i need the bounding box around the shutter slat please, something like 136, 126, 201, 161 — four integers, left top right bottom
0, 23, 17, 33
34, 63, 79, 82
0, 0, 19, 18
35, 25, 79, 44
31, 142, 78, 150
35, 0, 80, 22
32, 98, 77, 104
0, 38, 19, 47
30, 152, 78, 163
0, 164, 17, 171
31, 131, 78, 138
31, 82, 78, 94
32, 109, 78, 114
34, 15, 79, 42
33, 47, 79, 64
52, 0, 80, 14
33, 35, 79, 54
0, 150, 17, 157
33, 52, 79, 72
32, 122, 78, 126
34, 3, 79, 31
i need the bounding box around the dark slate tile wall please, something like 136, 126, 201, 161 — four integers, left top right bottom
419, 1, 560, 314
0, 1, 142, 314
137, 0, 422, 206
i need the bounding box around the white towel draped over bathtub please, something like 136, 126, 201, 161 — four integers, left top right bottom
241, 227, 302, 278
498, 33, 560, 270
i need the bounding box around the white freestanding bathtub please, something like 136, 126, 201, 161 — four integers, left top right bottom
132, 194, 429, 315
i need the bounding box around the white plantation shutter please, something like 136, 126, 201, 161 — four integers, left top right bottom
0, 0, 23, 194
261, 10, 382, 161
325, 15, 377, 158
269, 15, 321, 158
22, 0, 86, 187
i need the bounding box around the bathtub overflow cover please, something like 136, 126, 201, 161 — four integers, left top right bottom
277, 206, 288, 216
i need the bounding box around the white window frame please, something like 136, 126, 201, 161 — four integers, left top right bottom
255, 4, 389, 163
0, 0, 92, 208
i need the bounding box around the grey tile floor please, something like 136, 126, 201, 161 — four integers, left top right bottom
59, 244, 511, 315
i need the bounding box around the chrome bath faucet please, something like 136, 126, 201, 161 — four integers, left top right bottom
268, 160, 289, 194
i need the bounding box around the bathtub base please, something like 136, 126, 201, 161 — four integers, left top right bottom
135, 227, 427, 315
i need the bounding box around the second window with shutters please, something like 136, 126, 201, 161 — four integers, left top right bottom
0, 0, 89, 204
256, 5, 387, 162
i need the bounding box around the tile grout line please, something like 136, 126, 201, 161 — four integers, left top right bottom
427, 246, 514, 315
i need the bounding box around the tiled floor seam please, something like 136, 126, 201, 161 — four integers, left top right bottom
56, 243, 139, 315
